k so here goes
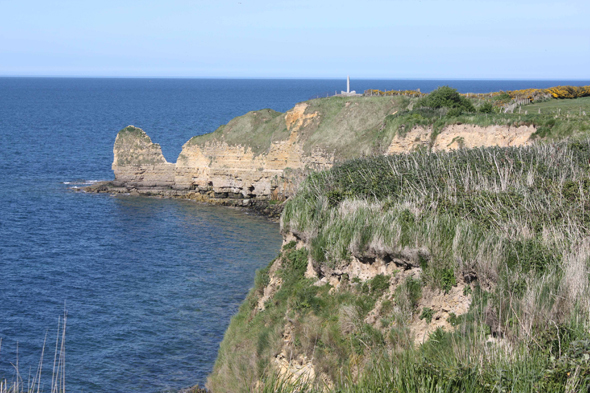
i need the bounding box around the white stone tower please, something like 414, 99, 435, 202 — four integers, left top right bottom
339, 75, 359, 96
347, 75, 350, 94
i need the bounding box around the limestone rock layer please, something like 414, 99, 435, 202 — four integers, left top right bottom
112, 126, 175, 188
109, 98, 536, 201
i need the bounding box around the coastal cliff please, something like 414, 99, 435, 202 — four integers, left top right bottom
88, 95, 537, 217
203, 93, 590, 392
207, 139, 590, 392
86, 90, 590, 391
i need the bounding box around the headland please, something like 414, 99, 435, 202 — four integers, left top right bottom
89, 86, 590, 391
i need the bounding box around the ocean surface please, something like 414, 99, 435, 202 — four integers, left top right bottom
1, 78, 589, 392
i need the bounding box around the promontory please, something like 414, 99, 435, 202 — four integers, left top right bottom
89, 86, 590, 391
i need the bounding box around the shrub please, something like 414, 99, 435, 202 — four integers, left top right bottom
419, 307, 434, 323
283, 247, 308, 279
292, 281, 325, 313
367, 274, 390, 296
447, 107, 464, 117
418, 86, 476, 112
493, 91, 512, 103
439, 268, 456, 294
395, 276, 423, 317
478, 101, 494, 113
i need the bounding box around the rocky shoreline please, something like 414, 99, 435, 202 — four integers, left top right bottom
83, 180, 285, 220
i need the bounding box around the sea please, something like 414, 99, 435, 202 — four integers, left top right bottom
1, 78, 589, 392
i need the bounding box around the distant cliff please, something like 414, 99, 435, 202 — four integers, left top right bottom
87, 96, 536, 216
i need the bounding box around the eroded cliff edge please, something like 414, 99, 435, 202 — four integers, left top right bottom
87, 96, 536, 218
206, 139, 590, 392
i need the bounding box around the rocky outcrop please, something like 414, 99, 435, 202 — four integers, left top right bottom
89, 98, 536, 216
112, 126, 175, 188
174, 104, 333, 199
95, 103, 335, 205
387, 124, 535, 154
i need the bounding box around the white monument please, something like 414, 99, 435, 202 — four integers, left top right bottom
339, 75, 361, 96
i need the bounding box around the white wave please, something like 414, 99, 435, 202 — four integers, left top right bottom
63, 179, 105, 185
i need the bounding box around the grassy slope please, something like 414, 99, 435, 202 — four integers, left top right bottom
385, 96, 590, 142
206, 97, 590, 393
284, 141, 590, 391
185, 108, 287, 156
183, 96, 590, 164
525, 96, 590, 113
210, 136, 590, 392
185, 97, 402, 160
298, 96, 401, 159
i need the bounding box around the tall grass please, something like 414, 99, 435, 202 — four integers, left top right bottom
284, 141, 590, 314
0, 313, 67, 393
282, 140, 590, 390
210, 140, 590, 392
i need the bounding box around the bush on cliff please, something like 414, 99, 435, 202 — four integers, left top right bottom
478, 101, 494, 113
417, 86, 475, 113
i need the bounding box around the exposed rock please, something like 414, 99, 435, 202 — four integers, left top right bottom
100, 104, 334, 205
112, 126, 175, 187
387, 124, 535, 154
412, 284, 472, 344
433, 124, 535, 151
89, 100, 536, 219
260, 234, 473, 387
174, 109, 331, 198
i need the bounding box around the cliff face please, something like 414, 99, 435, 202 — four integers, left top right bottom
112, 126, 175, 188
207, 139, 590, 392
103, 97, 536, 206
206, 233, 473, 393
174, 104, 334, 199
387, 123, 535, 154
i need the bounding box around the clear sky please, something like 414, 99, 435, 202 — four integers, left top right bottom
0, 0, 588, 79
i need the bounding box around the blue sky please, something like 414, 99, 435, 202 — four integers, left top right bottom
0, 0, 588, 79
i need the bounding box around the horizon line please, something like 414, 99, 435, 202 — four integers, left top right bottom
0, 75, 589, 81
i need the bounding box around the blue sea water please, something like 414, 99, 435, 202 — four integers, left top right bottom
1, 77, 589, 392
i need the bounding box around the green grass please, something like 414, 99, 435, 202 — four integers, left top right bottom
269, 140, 590, 391
259, 332, 590, 392
185, 96, 404, 160
524, 96, 590, 114
299, 96, 403, 159
206, 92, 590, 393
180, 94, 590, 165
185, 108, 285, 156
207, 242, 409, 392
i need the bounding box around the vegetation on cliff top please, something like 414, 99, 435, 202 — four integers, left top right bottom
181, 88, 590, 163
210, 138, 590, 392
185, 108, 286, 156
366, 84, 590, 102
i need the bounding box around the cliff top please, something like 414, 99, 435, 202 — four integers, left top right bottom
114, 89, 590, 169
179, 92, 590, 162
184, 96, 401, 160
